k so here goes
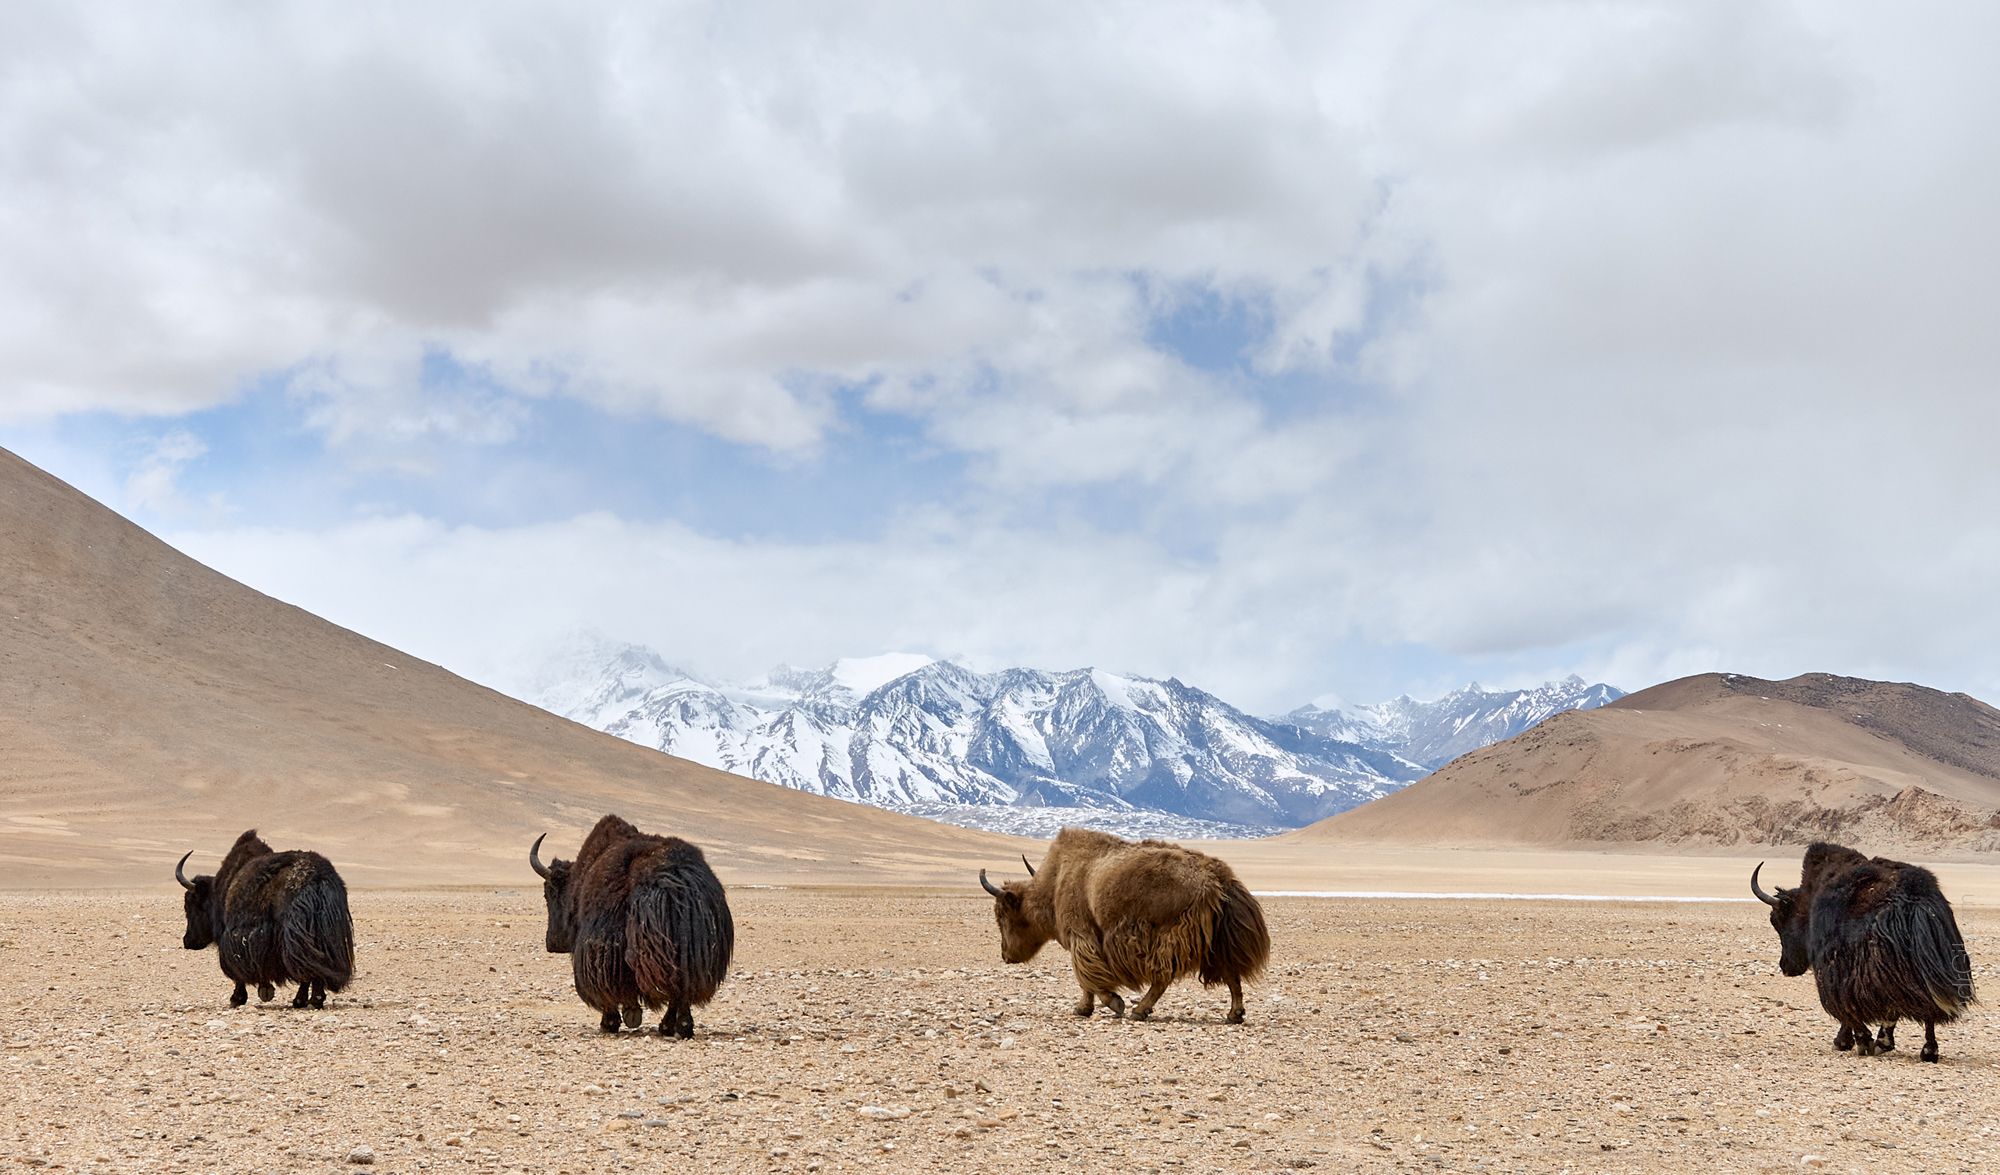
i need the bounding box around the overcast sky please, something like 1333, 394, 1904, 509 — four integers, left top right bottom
3, 1, 1996, 714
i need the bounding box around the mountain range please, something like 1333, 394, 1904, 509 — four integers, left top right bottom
530, 634, 1623, 836
1307, 671, 2000, 849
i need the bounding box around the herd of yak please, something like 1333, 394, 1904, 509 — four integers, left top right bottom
174, 819, 1978, 1061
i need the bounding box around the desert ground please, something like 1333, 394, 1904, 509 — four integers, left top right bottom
5, 881, 1998, 1175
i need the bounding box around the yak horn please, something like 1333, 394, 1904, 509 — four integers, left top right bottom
529, 833, 552, 879
1021, 854, 1036, 878
1750, 862, 1778, 907
979, 869, 1004, 898
174, 851, 195, 891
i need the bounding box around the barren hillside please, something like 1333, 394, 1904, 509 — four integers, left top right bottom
0, 448, 1020, 887
1300, 671, 2000, 850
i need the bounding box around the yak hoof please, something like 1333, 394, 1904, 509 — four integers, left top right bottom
1833, 1027, 1854, 1051
1921, 1044, 1940, 1063
599, 1009, 622, 1034
1130, 1006, 1153, 1022
1226, 1008, 1245, 1025
621, 1005, 643, 1030
291, 985, 311, 1009
1875, 1028, 1896, 1052
229, 985, 248, 1007
257, 982, 275, 1002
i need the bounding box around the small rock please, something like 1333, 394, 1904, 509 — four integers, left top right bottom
346, 1146, 376, 1165
1802, 1158, 1829, 1170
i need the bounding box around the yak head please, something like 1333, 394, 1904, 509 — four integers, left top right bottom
529, 834, 577, 953
980, 856, 1051, 965
1751, 862, 1811, 977
175, 852, 217, 950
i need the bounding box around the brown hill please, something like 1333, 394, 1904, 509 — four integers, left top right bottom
0, 448, 1020, 887
1298, 671, 2000, 850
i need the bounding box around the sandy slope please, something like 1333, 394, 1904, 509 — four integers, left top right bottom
4, 887, 1997, 1174
1301, 672, 2000, 850
0, 447, 1022, 888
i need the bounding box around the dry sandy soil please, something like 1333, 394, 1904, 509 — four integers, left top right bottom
5, 887, 1998, 1174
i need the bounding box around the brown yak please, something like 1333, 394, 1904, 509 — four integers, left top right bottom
531, 814, 735, 1037
980, 827, 1270, 1023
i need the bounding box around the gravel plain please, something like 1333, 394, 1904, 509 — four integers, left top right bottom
3, 888, 1997, 1174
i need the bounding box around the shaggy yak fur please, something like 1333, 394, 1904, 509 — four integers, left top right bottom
532, 814, 735, 1037
176, 829, 354, 1009
1753, 842, 1977, 1062
981, 827, 1270, 1023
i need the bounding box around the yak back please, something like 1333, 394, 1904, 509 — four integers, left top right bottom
1040, 828, 1266, 991
1800, 841, 1975, 1025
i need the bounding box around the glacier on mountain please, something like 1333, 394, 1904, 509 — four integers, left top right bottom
529, 635, 1621, 837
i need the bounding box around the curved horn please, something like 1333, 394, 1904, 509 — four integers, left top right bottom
174, 851, 195, 891
1021, 854, 1036, 878
529, 833, 552, 879
1750, 862, 1778, 907
979, 869, 1004, 898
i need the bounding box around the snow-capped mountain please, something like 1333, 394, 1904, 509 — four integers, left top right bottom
530, 635, 1621, 837
530, 638, 1425, 834
1284, 675, 1625, 770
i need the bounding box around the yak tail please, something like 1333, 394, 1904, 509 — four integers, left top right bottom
1199, 875, 1270, 988
627, 871, 736, 1008
1888, 898, 1977, 1022
282, 872, 355, 992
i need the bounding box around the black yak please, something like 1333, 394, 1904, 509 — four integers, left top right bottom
530, 814, 735, 1037
176, 830, 354, 1009
1752, 842, 1976, 1062
980, 827, 1270, 1023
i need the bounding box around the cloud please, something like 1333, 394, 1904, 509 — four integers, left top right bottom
122, 430, 208, 514
9, 2, 2000, 710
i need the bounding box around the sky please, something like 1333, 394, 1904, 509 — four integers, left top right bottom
3, 1, 1997, 715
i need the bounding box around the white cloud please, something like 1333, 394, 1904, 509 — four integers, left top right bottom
122, 430, 208, 514
9, 2, 2000, 709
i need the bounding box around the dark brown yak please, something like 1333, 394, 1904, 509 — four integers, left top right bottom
980, 827, 1270, 1023
1753, 842, 1976, 1062
531, 814, 735, 1037
176, 830, 354, 1009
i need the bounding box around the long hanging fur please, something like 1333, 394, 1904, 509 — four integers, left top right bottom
1200, 873, 1272, 988
1808, 851, 1975, 1027
190, 829, 355, 995
991, 828, 1270, 1019
560, 814, 735, 1020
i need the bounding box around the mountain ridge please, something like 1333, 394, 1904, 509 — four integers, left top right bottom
533, 634, 1621, 836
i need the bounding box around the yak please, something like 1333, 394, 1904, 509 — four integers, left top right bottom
980, 827, 1270, 1023
530, 814, 735, 1037
1752, 842, 1976, 1062
175, 829, 354, 1009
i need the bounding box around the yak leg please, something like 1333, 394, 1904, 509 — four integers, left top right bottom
229, 982, 248, 1007
1073, 990, 1096, 1018
1225, 978, 1246, 1024
1921, 1020, 1940, 1063
621, 1005, 643, 1030
1875, 1023, 1896, 1052
599, 1007, 622, 1033
291, 983, 311, 1008
1848, 1022, 1879, 1057
310, 980, 327, 1009
1833, 1024, 1855, 1051
1130, 980, 1171, 1022
657, 1002, 692, 1039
